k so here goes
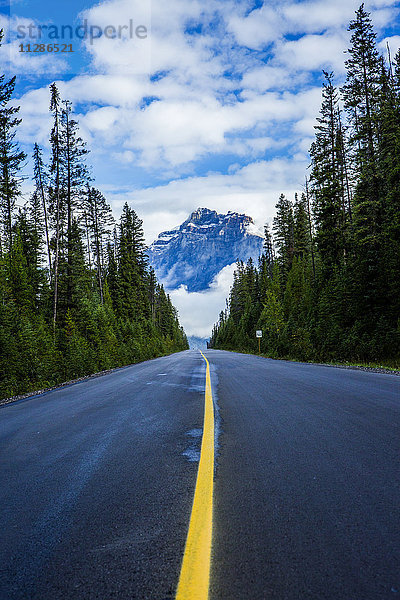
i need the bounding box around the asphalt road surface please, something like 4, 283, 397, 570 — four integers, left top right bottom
0, 349, 399, 599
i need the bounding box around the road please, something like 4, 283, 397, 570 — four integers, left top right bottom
0, 349, 399, 599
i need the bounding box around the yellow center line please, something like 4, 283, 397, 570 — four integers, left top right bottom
176, 351, 215, 600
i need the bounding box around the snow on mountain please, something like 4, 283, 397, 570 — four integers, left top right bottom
147, 207, 264, 292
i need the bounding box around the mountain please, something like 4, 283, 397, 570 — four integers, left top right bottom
187, 336, 208, 350
147, 207, 264, 292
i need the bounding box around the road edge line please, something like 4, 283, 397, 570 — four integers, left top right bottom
176, 351, 214, 600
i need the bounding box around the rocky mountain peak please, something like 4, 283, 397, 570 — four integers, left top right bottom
187, 207, 218, 223
147, 208, 263, 292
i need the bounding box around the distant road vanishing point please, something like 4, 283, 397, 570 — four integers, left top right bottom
1, 350, 399, 599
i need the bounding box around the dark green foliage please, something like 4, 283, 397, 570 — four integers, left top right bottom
310, 72, 348, 274
113, 203, 148, 319
273, 193, 294, 283
0, 68, 188, 399
211, 6, 399, 366
83, 186, 114, 304
0, 30, 26, 255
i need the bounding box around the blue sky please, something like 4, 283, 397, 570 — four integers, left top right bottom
1, 0, 399, 335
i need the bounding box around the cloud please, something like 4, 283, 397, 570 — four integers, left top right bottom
9, 0, 399, 338
103, 157, 308, 243
170, 263, 236, 338
227, 0, 399, 50
378, 35, 400, 57
241, 65, 308, 93
79, 0, 152, 75
13, 0, 398, 176
276, 33, 349, 74
227, 5, 285, 49
0, 15, 69, 76
16, 75, 323, 172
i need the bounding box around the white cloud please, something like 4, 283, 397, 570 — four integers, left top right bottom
170, 263, 236, 338
112, 150, 135, 163
103, 157, 308, 243
241, 65, 307, 93
0, 15, 69, 76
227, 0, 399, 50
80, 0, 152, 75
276, 33, 349, 74
16, 76, 323, 170
9, 0, 400, 337
13, 0, 398, 174
227, 5, 285, 49
378, 35, 400, 57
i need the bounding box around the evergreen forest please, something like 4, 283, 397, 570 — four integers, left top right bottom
210, 6, 400, 367
0, 32, 188, 399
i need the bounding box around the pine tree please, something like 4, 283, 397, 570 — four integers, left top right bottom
341, 4, 382, 256
342, 4, 381, 178
211, 6, 400, 365
13, 208, 46, 308
375, 53, 400, 331
310, 71, 346, 274
393, 49, 400, 94
117, 203, 148, 319
304, 178, 316, 279
33, 143, 52, 276
342, 5, 386, 324
258, 224, 274, 300
83, 186, 114, 303
293, 193, 311, 259
258, 262, 284, 356
49, 82, 63, 330
148, 267, 157, 324
0, 41, 26, 255
272, 193, 294, 282
105, 239, 118, 311
0, 60, 188, 397
60, 100, 89, 311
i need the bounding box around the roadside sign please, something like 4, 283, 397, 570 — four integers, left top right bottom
256, 330, 262, 353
